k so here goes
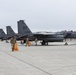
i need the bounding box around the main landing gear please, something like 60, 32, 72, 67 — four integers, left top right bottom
41, 41, 48, 45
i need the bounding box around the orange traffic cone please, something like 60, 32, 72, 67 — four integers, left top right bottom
14, 43, 18, 51
28, 41, 32, 46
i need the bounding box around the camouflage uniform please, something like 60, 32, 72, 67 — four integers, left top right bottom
10, 37, 16, 51
26, 38, 29, 46
35, 38, 38, 46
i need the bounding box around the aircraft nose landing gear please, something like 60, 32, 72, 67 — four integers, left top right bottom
64, 42, 68, 45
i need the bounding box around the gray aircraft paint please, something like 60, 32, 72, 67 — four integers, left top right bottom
6, 26, 16, 36
17, 20, 33, 36
0, 29, 6, 38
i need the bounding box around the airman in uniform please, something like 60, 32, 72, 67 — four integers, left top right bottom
10, 36, 16, 51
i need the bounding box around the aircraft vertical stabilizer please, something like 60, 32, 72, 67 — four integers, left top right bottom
0, 29, 6, 37
0, 29, 6, 39
6, 26, 16, 36
17, 20, 33, 36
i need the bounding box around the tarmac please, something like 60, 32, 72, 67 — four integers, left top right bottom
0, 40, 76, 75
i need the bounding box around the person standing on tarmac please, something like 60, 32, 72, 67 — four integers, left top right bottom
26, 38, 29, 46
10, 36, 16, 51
35, 38, 38, 46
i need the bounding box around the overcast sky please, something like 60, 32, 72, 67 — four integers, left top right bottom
0, 0, 76, 33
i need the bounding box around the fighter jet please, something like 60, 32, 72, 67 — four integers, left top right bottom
6, 20, 74, 45
0, 28, 18, 40
70, 31, 76, 38
17, 20, 65, 45
6, 26, 17, 39
56, 30, 76, 39
0, 29, 7, 40
6, 26, 28, 41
